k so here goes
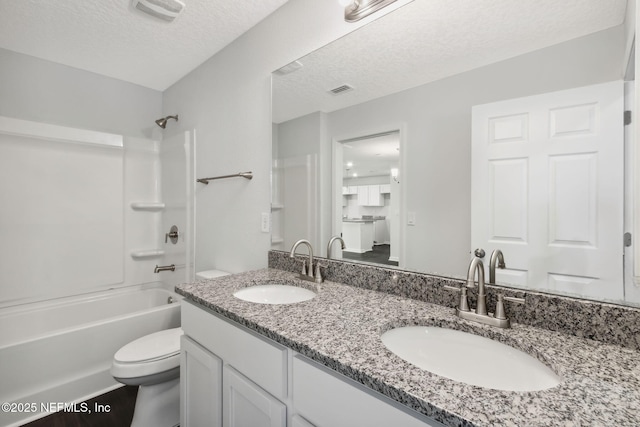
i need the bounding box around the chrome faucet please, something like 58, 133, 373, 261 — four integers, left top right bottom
289, 239, 324, 283
444, 254, 523, 328
326, 236, 345, 259
467, 256, 487, 316
489, 249, 505, 284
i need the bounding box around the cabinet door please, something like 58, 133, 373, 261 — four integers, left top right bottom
357, 185, 369, 205
368, 185, 383, 206
181, 336, 222, 427
223, 365, 286, 427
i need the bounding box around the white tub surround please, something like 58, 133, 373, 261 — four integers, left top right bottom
0, 116, 124, 307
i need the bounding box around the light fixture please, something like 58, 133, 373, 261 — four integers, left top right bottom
132, 0, 185, 22
391, 167, 399, 183
344, 0, 398, 22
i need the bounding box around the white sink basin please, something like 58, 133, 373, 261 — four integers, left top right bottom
233, 284, 316, 304
381, 326, 560, 391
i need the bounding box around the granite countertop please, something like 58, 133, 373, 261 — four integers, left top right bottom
176, 268, 640, 427
342, 218, 375, 223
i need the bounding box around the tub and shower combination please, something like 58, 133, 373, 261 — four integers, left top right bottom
0, 117, 193, 426
0, 285, 181, 426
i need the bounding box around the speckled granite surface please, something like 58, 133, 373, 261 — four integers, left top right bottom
176, 268, 640, 427
269, 251, 640, 351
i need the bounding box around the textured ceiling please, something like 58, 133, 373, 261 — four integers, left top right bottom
273, 0, 629, 124
0, 0, 289, 91
342, 132, 400, 179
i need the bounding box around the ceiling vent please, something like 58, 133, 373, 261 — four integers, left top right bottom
132, 0, 185, 22
328, 84, 354, 95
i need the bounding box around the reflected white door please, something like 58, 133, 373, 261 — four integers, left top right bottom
471, 81, 624, 300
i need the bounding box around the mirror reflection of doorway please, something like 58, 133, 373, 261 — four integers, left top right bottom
338, 131, 400, 267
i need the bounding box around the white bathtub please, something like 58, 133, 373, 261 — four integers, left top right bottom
0, 284, 181, 427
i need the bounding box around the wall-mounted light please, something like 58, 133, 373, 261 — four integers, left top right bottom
343, 0, 398, 22
391, 167, 399, 183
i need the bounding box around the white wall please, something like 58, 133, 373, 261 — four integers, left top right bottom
162, 0, 404, 273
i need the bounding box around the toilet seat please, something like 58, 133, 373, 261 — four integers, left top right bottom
111, 328, 183, 380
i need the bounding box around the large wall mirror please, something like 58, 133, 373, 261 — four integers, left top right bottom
271, 0, 640, 307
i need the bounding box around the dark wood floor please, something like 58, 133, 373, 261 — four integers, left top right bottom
342, 244, 399, 266
23, 386, 137, 427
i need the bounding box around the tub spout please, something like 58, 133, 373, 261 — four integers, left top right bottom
154, 264, 176, 273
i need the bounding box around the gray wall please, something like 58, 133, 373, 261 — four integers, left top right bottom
162, 0, 384, 274
0, 48, 162, 138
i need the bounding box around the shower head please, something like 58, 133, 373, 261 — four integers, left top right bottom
155, 115, 179, 129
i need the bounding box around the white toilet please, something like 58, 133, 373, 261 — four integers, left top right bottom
111, 270, 230, 427
111, 327, 183, 427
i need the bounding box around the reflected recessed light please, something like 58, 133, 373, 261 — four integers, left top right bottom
347, 161, 353, 167
273, 60, 304, 76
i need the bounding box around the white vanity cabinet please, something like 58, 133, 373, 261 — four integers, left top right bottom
181, 301, 288, 427
181, 300, 443, 427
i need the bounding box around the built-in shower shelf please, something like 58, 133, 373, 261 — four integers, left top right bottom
130, 202, 165, 211
131, 250, 165, 259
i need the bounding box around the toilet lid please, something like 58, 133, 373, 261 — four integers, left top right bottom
114, 328, 183, 363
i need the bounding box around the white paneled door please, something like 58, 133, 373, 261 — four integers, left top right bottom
472, 81, 624, 300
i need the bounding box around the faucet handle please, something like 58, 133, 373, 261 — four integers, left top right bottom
314, 261, 328, 283
444, 285, 470, 312
503, 295, 525, 305
495, 294, 525, 320
299, 259, 308, 275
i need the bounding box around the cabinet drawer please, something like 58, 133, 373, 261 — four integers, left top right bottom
182, 301, 288, 400
292, 355, 444, 427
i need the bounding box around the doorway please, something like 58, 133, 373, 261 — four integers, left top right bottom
334, 131, 400, 267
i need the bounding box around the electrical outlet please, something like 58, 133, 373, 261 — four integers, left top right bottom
261, 212, 271, 233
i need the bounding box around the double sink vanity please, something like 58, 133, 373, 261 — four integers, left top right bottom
176, 251, 640, 427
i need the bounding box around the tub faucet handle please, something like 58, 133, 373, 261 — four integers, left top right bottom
165, 225, 179, 244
